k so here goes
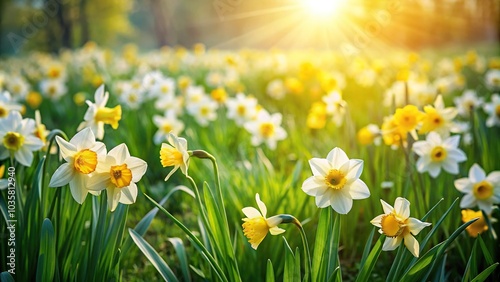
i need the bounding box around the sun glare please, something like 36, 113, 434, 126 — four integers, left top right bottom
303, 0, 344, 17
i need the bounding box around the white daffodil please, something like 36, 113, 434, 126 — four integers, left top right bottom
371, 197, 431, 257
49, 128, 107, 204
242, 193, 285, 250
419, 95, 458, 138
225, 92, 258, 126
78, 85, 122, 139
302, 147, 370, 214
454, 89, 484, 118
152, 112, 185, 144
0, 91, 23, 119
266, 79, 286, 100
485, 69, 500, 91
244, 109, 287, 150
322, 91, 347, 126
87, 144, 147, 212
454, 164, 500, 214
412, 132, 467, 178
483, 94, 500, 127
186, 95, 218, 127
160, 133, 190, 181
0, 111, 44, 166
39, 78, 67, 101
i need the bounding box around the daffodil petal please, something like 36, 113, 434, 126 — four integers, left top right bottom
255, 193, 267, 218
454, 178, 472, 193
242, 207, 261, 218
326, 147, 349, 168
346, 159, 363, 181
394, 197, 410, 219
460, 194, 476, 209
269, 226, 286, 235
309, 158, 330, 176
302, 176, 328, 196
330, 190, 352, 214
370, 214, 384, 227
382, 236, 402, 251
69, 174, 89, 204
407, 217, 431, 235
49, 163, 74, 187
403, 234, 420, 257
119, 182, 138, 204
469, 163, 486, 182
348, 179, 370, 199
381, 199, 394, 214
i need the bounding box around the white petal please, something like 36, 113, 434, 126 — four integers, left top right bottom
382, 236, 402, 251
92, 141, 107, 156
301, 176, 328, 196
69, 174, 89, 204
416, 156, 431, 172
469, 164, 486, 182
446, 149, 467, 162
309, 158, 330, 176
127, 157, 148, 182
164, 166, 179, 181
269, 226, 286, 235
346, 159, 363, 182
426, 132, 442, 146
49, 163, 74, 187
477, 201, 493, 214
460, 194, 476, 209
330, 190, 352, 214
381, 199, 394, 214
14, 147, 33, 166
427, 163, 441, 178
255, 193, 267, 218
407, 217, 431, 235
348, 179, 370, 199
326, 147, 349, 168
107, 186, 122, 212
394, 197, 410, 219
86, 172, 109, 191
486, 171, 500, 185
454, 178, 472, 193
119, 182, 138, 204
412, 141, 431, 156
108, 143, 130, 163
441, 160, 459, 175
316, 190, 332, 208
71, 128, 95, 150
370, 214, 384, 227
242, 207, 261, 218
443, 135, 460, 149
403, 234, 420, 257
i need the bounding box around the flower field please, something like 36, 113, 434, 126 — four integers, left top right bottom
0, 43, 500, 281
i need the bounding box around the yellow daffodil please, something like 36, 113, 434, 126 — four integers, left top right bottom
419, 95, 458, 137
242, 193, 285, 250
461, 209, 488, 238
393, 105, 424, 140
49, 128, 106, 204
371, 197, 431, 257
160, 133, 190, 181
357, 124, 381, 145
381, 115, 407, 148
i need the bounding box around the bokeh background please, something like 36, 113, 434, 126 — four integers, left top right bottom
0, 0, 499, 54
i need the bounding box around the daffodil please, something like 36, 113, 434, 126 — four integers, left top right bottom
461, 209, 489, 238
266, 79, 286, 100
357, 124, 381, 145
419, 95, 458, 137
453, 90, 484, 118
412, 132, 467, 178
33, 110, 50, 147
393, 105, 424, 140
153, 112, 185, 145
0, 111, 44, 166
371, 197, 431, 257
322, 91, 347, 127
87, 144, 147, 212
302, 147, 370, 214
39, 78, 67, 101
485, 69, 500, 90
454, 164, 500, 214
381, 115, 407, 149
244, 109, 287, 150
483, 94, 500, 127
242, 193, 285, 250
225, 92, 258, 126
186, 95, 218, 127
78, 85, 122, 139
49, 128, 107, 204
160, 133, 190, 181
0, 91, 23, 119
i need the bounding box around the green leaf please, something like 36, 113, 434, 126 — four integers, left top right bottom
462, 238, 479, 281
0, 271, 15, 282
477, 235, 494, 266
36, 218, 56, 282
128, 229, 179, 282
355, 235, 385, 282
327, 213, 341, 279
283, 238, 300, 282
312, 208, 331, 282
359, 227, 376, 268
168, 238, 191, 281
470, 263, 499, 282
266, 260, 275, 282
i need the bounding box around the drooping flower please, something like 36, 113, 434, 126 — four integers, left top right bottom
461, 209, 489, 238
77, 85, 122, 139
454, 164, 500, 214
419, 95, 458, 137
49, 128, 107, 204
242, 193, 285, 250
483, 93, 500, 127
412, 132, 467, 178
0, 111, 44, 166
160, 133, 190, 181
152, 112, 185, 144
244, 109, 287, 150
302, 147, 370, 214
87, 144, 147, 212
371, 197, 431, 257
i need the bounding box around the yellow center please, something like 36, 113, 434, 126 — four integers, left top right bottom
161, 85, 170, 93
380, 214, 406, 237
325, 169, 347, 190
47, 86, 56, 96
48, 68, 61, 79
430, 146, 447, 162
162, 123, 173, 133
200, 106, 210, 116
259, 123, 275, 138
237, 105, 246, 116
109, 163, 132, 188
95, 105, 122, 129
160, 147, 184, 167
242, 217, 269, 246
473, 181, 494, 200
0, 106, 7, 118
73, 149, 98, 174
3, 132, 25, 151
495, 105, 500, 118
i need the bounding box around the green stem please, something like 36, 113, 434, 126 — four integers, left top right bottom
144, 193, 229, 282
296, 221, 312, 282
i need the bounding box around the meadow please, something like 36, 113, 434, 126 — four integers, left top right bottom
0, 43, 499, 281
